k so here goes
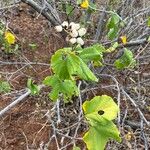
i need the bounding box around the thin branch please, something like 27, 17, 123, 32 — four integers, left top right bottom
122, 88, 150, 127
0, 85, 44, 117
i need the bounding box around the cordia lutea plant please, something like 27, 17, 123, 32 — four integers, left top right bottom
32, 21, 136, 150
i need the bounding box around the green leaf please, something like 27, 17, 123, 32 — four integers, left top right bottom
51, 48, 75, 80
0, 81, 11, 93
114, 48, 136, 70
107, 27, 118, 40
27, 79, 39, 95
66, 4, 74, 16
79, 44, 104, 63
83, 95, 119, 121
107, 14, 120, 29
107, 13, 121, 40
51, 48, 98, 82
43, 75, 78, 102
82, 95, 121, 150
77, 59, 98, 82
83, 119, 121, 150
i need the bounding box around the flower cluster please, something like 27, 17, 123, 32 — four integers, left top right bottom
55, 21, 86, 45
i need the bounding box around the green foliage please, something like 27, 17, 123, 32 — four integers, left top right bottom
62, 2, 74, 16
51, 48, 98, 82
0, 81, 11, 93
65, 3, 74, 16
27, 79, 40, 95
114, 48, 136, 70
106, 13, 123, 40
79, 44, 104, 63
77, 59, 98, 82
83, 95, 121, 150
43, 75, 78, 102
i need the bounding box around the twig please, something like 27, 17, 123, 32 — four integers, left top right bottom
73, 81, 83, 146
0, 61, 49, 66
94, 8, 106, 42
45, 111, 60, 150
122, 88, 150, 127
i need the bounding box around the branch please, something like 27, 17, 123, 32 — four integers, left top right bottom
0, 89, 30, 117
21, 0, 61, 25
0, 85, 44, 117
118, 38, 148, 48
103, 38, 148, 48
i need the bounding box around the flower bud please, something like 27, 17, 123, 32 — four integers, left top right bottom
78, 28, 86, 36
77, 37, 84, 45
62, 21, 69, 29
70, 29, 78, 38
69, 38, 77, 44
55, 25, 63, 32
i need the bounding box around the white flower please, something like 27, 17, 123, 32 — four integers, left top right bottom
55, 25, 63, 32
77, 37, 84, 45
78, 28, 86, 36
70, 29, 78, 38
69, 22, 80, 30
61, 21, 69, 29
69, 38, 77, 44
69, 22, 75, 28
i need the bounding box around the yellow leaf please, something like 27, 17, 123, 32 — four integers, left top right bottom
80, 0, 89, 9
120, 35, 127, 44
5, 31, 15, 44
